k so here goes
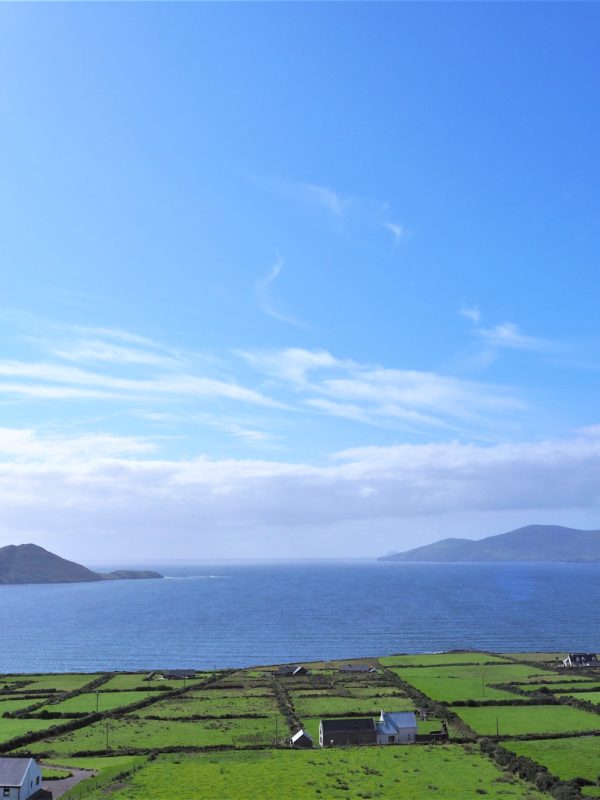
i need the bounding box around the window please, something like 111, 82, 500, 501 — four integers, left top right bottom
3, 788, 10, 797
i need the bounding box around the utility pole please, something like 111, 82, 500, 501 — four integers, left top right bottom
275, 715, 278, 747
106, 720, 109, 749
496, 718, 499, 739
481, 674, 485, 698
96, 691, 99, 713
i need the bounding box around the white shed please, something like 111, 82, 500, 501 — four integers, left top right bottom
291, 728, 313, 748
376, 711, 418, 744
0, 757, 43, 800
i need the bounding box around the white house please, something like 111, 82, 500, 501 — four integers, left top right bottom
0, 757, 43, 800
376, 711, 418, 744
562, 653, 598, 668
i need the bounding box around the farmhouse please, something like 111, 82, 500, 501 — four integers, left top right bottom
161, 670, 196, 680
376, 711, 418, 744
319, 718, 377, 747
291, 729, 313, 748
0, 757, 46, 800
562, 653, 599, 668
338, 663, 377, 674
275, 665, 308, 677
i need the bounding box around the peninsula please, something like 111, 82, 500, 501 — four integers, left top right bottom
0, 543, 163, 585
379, 524, 600, 563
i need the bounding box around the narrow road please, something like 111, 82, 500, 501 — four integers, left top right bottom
42, 766, 95, 799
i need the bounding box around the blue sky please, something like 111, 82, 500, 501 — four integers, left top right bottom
1, 3, 599, 561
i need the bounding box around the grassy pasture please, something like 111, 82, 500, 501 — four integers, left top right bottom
71, 747, 545, 800
292, 693, 414, 718
393, 663, 551, 702
504, 736, 600, 783
21, 715, 288, 755
517, 681, 600, 693
0, 716, 66, 745
5, 674, 103, 692
379, 652, 512, 667
564, 690, 600, 704
39, 691, 155, 715
456, 704, 600, 737
0, 697, 52, 715
132, 691, 279, 718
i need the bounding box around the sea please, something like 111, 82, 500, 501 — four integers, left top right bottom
1, 561, 599, 674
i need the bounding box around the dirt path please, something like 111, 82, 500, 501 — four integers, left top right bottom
42, 766, 95, 799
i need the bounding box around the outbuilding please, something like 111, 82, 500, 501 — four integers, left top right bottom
291, 729, 313, 748
0, 757, 45, 800
376, 711, 418, 744
319, 718, 377, 747
276, 665, 308, 677
338, 664, 377, 674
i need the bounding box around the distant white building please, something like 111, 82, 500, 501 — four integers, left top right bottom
376, 711, 418, 744
0, 757, 43, 800
562, 653, 598, 668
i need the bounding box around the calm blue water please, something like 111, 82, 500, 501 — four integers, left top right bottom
1, 562, 598, 673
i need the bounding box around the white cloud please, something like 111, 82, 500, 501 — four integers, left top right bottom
383, 222, 405, 245
241, 347, 523, 436
255, 259, 301, 327
302, 183, 349, 217
1, 427, 600, 558
460, 306, 481, 324
477, 323, 554, 352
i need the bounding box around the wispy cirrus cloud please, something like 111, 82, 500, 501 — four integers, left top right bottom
239, 346, 523, 437
255, 258, 302, 327
477, 322, 556, 353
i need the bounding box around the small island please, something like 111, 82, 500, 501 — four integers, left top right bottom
0, 543, 163, 585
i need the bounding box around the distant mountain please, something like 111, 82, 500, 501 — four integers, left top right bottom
379, 525, 600, 563
0, 544, 163, 585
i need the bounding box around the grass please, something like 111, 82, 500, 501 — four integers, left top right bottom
0, 716, 66, 745
4, 674, 103, 692
393, 664, 553, 702
101, 672, 214, 691
21, 715, 288, 755
455, 704, 600, 736
132, 691, 279, 718
504, 736, 600, 783
38, 691, 157, 715
563, 691, 600, 704
379, 653, 512, 667
68, 747, 546, 800
292, 694, 414, 719
517, 681, 600, 693
0, 697, 52, 715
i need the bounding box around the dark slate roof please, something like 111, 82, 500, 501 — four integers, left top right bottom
0, 757, 32, 786
320, 718, 376, 733
163, 670, 195, 678
568, 653, 598, 661
339, 663, 371, 672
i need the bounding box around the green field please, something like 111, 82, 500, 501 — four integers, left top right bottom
2, 674, 102, 692
564, 691, 600, 704
393, 663, 548, 702
132, 690, 279, 718
1, 653, 598, 799
292, 692, 414, 718
39, 691, 156, 715
0, 716, 66, 744
21, 714, 288, 755
71, 747, 546, 800
504, 736, 600, 783
456, 704, 600, 736
380, 652, 512, 667
0, 697, 51, 715
517, 681, 600, 693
